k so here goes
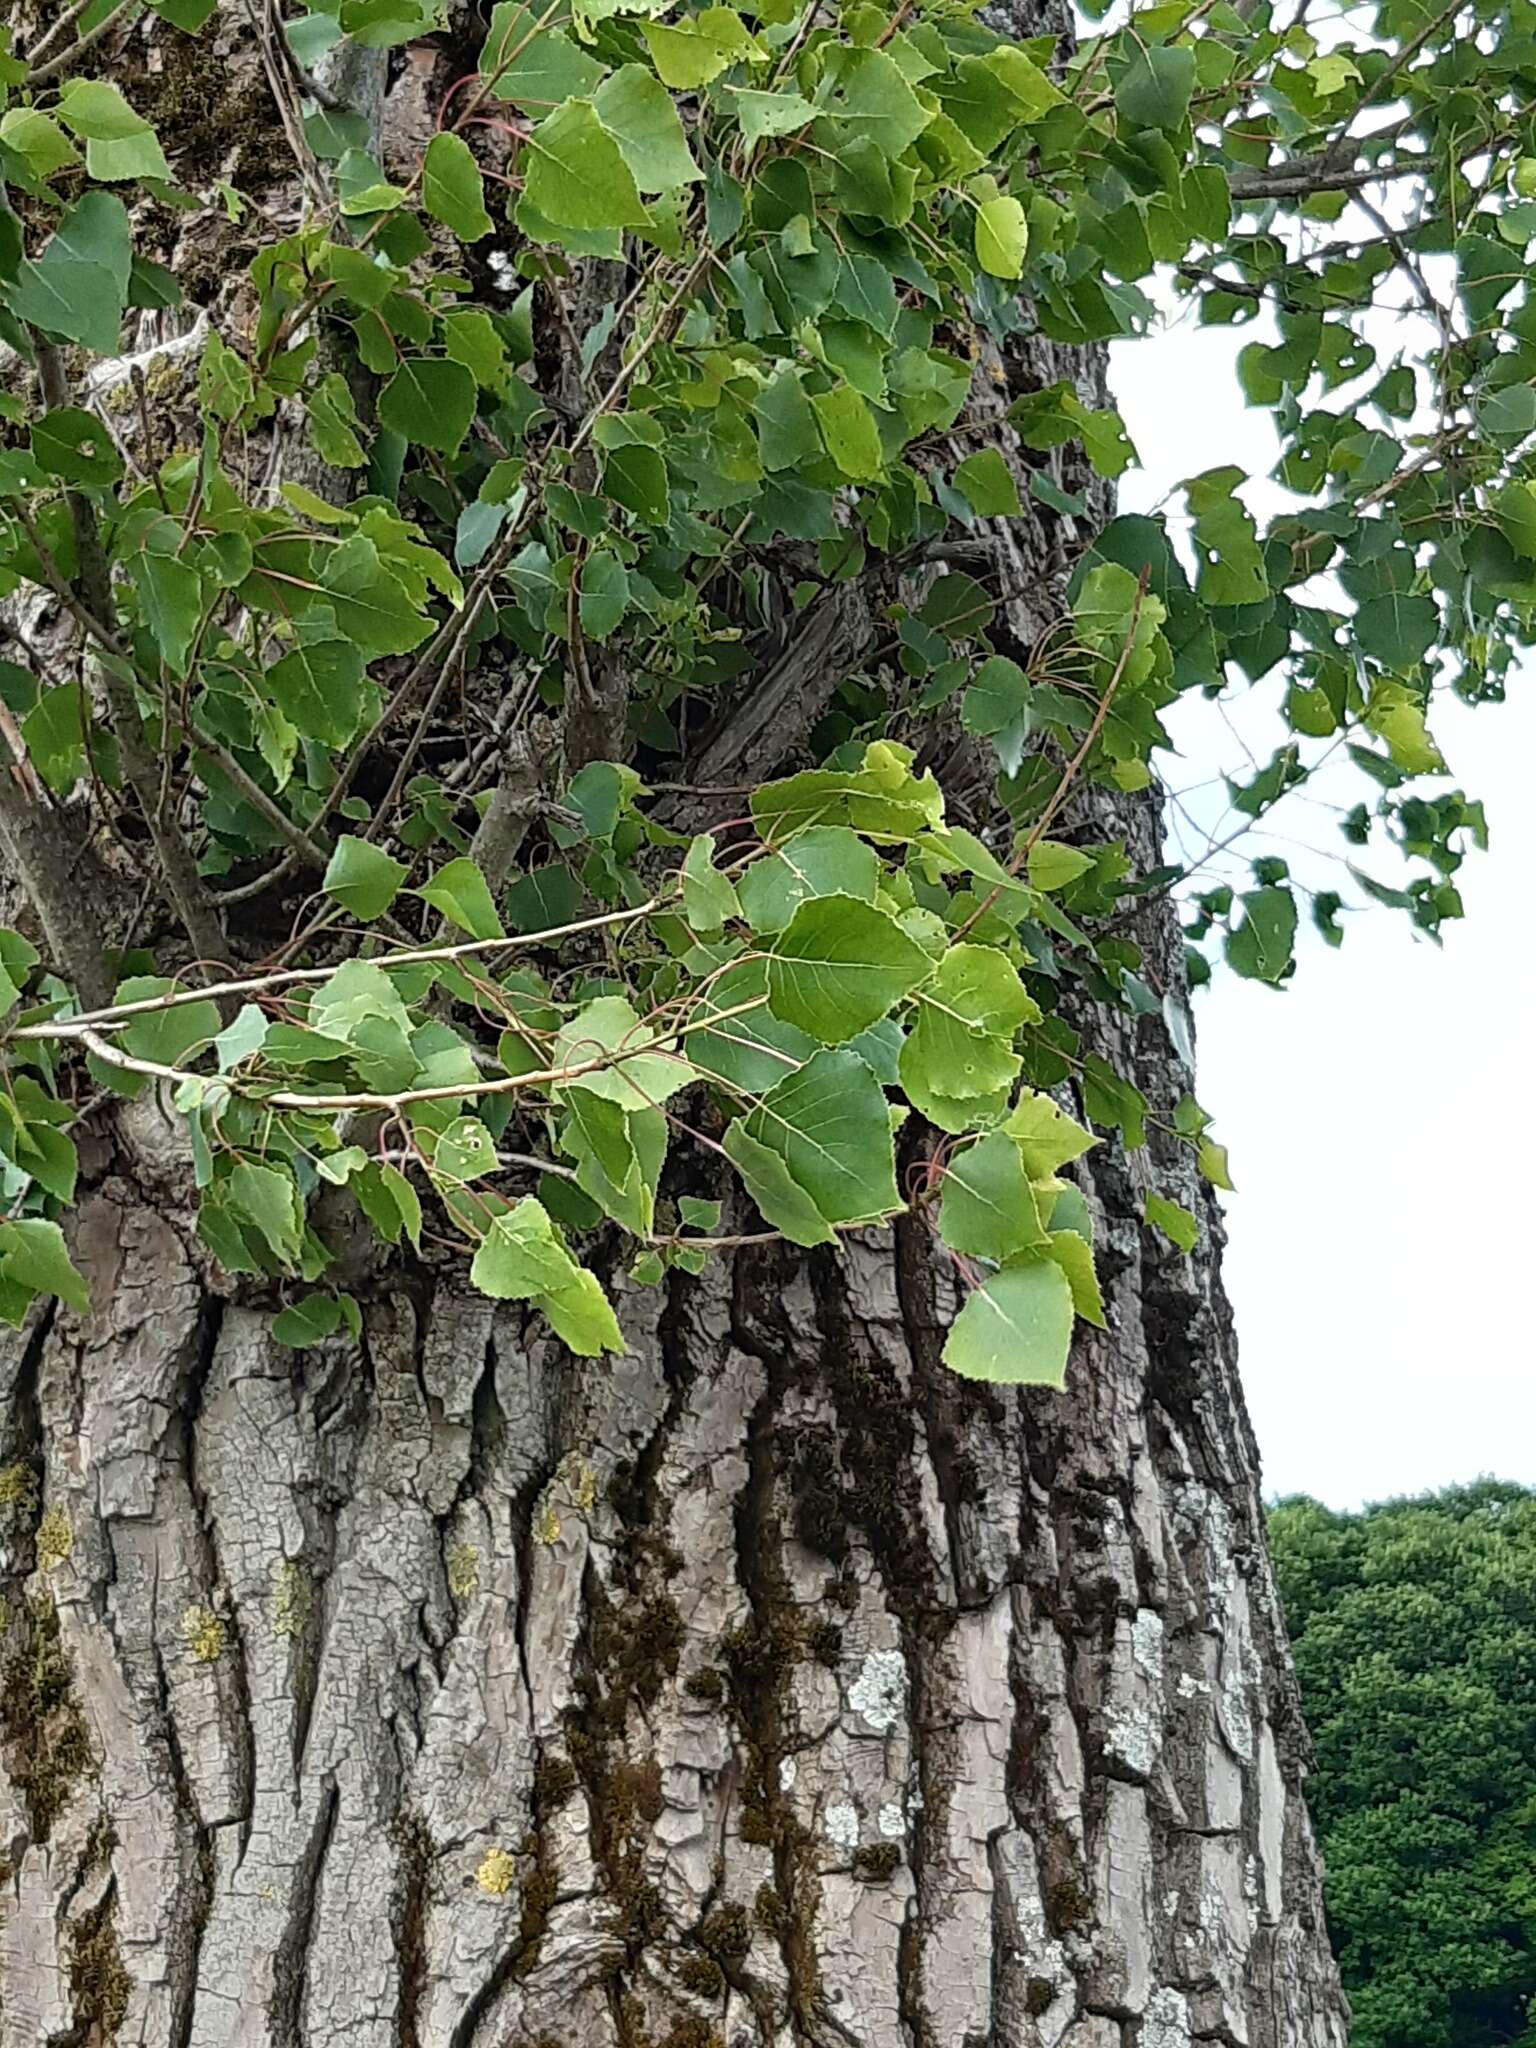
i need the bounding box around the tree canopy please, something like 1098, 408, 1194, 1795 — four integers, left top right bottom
1271, 1483, 1536, 2048
0, 0, 1529, 1361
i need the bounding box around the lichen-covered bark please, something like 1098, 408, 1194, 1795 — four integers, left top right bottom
0, 964, 1347, 2048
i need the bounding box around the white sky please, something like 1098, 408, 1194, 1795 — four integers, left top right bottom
1109, 318, 1536, 1511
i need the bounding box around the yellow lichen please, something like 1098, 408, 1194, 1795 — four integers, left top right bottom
0, 1463, 36, 1512
181, 1606, 226, 1663
476, 1846, 517, 1896
447, 1543, 480, 1600
532, 1501, 562, 1546
560, 1453, 596, 1515
37, 1505, 73, 1569
272, 1559, 310, 1639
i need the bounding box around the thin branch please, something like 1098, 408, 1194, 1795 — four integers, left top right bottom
6, 899, 666, 1038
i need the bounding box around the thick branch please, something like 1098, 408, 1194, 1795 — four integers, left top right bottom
0, 770, 114, 1010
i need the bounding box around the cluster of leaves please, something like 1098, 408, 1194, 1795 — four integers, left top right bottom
1271, 1485, 1536, 2048
0, 0, 1530, 1365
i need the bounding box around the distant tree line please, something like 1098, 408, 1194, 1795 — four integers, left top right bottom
1271, 1482, 1536, 2048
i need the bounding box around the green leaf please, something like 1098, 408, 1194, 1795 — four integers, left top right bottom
593, 66, 701, 191
681, 833, 740, 934
953, 448, 1022, 517
939, 1132, 1050, 1262
1354, 591, 1438, 671
1027, 840, 1094, 892
690, 957, 816, 1095
470, 1196, 623, 1354
727, 87, 820, 143
130, 535, 203, 676
416, 857, 505, 940
975, 194, 1027, 278
324, 835, 408, 920
320, 537, 435, 656
0, 108, 81, 179
272, 1293, 349, 1346
553, 995, 694, 1110
810, 385, 884, 481
1003, 1091, 1096, 1178
434, 1115, 499, 1182
0, 1218, 90, 1315
0, 929, 39, 1015
9, 191, 131, 353
643, 8, 759, 87
898, 943, 1040, 1129
733, 1045, 899, 1230
55, 79, 169, 182
943, 1258, 1074, 1385
1225, 885, 1297, 983
227, 1160, 305, 1268
378, 356, 477, 456
1044, 1228, 1104, 1327
1144, 1193, 1197, 1252
484, 2, 608, 104
524, 98, 649, 232
739, 826, 878, 934
767, 895, 930, 1043
721, 1117, 835, 1246
31, 407, 122, 487
422, 132, 493, 240
1113, 43, 1195, 131
267, 638, 367, 747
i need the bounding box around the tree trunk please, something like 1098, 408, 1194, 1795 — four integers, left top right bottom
0, 726, 1350, 2048
0, 9, 1349, 2046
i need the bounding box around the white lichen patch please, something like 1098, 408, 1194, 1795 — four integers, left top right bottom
1143, 1987, 1192, 2048
877, 1801, 905, 1839
1104, 1703, 1158, 1777
779, 1757, 798, 1792
1177, 1671, 1208, 1699
1131, 1608, 1164, 1679
824, 1798, 860, 1850
847, 1647, 907, 1732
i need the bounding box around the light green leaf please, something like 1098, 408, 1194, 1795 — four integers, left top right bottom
1044, 1228, 1104, 1328
422, 132, 494, 239
553, 995, 694, 1109
324, 835, 408, 920
0, 1218, 90, 1315
593, 66, 701, 190
739, 826, 878, 934
953, 448, 1022, 517
524, 98, 649, 232
470, 1196, 624, 1354
811, 386, 884, 480
1003, 1091, 1097, 1178
55, 80, 169, 182
938, 1131, 1050, 1262
898, 943, 1039, 1127
434, 1115, 499, 1182
728, 85, 819, 143
1027, 840, 1094, 892
1144, 1193, 1197, 1252
643, 8, 760, 86
975, 195, 1027, 278
943, 1257, 1074, 1385
416, 857, 505, 940
682, 833, 740, 934
767, 895, 930, 1043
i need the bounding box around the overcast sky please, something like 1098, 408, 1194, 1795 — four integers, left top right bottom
1109, 318, 1536, 1512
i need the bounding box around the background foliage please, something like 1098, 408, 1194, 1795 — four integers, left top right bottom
1272, 1483, 1536, 2048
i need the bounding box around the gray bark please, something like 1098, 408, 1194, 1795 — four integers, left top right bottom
0, 768, 1349, 2048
